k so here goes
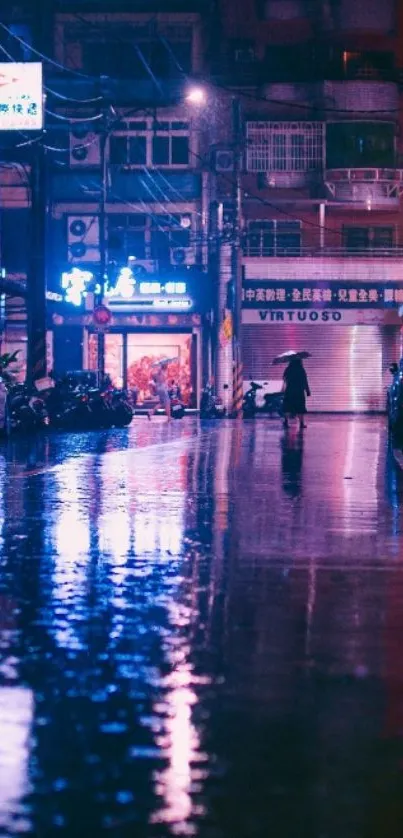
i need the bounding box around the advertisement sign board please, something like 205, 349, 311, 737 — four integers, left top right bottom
0, 63, 43, 131
242, 281, 403, 309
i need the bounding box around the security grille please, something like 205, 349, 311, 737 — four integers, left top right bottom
246, 121, 324, 173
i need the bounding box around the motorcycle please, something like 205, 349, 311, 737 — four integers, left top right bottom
243, 381, 263, 418
200, 383, 226, 419
7, 384, 49, 433
45, 382, 92, 430
169, 384, 185, 419
102, 387, 133, 428
243, 381, 283, 419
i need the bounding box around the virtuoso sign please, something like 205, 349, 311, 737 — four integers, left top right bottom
0, 63, 43, 131
242, 281, 403, 308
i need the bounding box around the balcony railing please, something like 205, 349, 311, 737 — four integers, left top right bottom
243, 241, 403, 259
325, 168, 403, 183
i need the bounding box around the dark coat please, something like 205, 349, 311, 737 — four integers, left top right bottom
283, 361, 311, 415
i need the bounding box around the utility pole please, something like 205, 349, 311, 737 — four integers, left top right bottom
26, 0, 51, 387
96, 87, 111, 384
26, 144, 47, 387
231, 97, 243, 417
214, 96, 243, 416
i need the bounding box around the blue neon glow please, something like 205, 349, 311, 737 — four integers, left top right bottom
105, 267, 136, 299
61, 268, 94, 306
139, 281, 161, 295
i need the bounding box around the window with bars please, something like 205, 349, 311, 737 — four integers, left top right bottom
246, 122, 324, 173
343, 226, 394, 251
109, 119, 190, 168
245, 220, 301, 256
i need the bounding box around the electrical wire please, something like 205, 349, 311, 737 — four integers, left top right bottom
45, 109, 103, 123
2, 17, 401, 116
0, 44, 103, 116
212, 80, 402, 116
1, 20, 394, 244
0, 21, 97, 80
45, 87, 103, 105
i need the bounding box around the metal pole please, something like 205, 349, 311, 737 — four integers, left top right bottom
96, 117, 108, 384
26, 0, 51, 388
26, 143, 47, 388
231, 97, 243, 416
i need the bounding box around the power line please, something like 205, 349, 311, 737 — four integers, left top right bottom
46, 87, 103, 105
0, 21, 97, 80
0, 40, 101, 106
212, 80, 402, 116
45, 109, 103, 123
2, 18, 401, 117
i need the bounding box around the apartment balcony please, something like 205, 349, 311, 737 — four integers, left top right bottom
323, 81, 398, 117
324, 168, 403, 207
242, 245, 403, 283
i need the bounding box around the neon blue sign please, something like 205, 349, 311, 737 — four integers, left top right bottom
105, 267, 136, 300
61, 268, 94, 306
107, 268, 188, 300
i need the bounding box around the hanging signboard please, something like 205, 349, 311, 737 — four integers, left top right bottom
242, 281, 403, 309
219, 313, 233, 346
0, 63, 43, 131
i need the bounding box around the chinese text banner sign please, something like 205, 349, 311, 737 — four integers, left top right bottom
0, 63, 43, 131
242, 281, 403, 308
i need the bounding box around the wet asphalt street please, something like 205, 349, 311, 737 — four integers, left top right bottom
1, 415, 403, 837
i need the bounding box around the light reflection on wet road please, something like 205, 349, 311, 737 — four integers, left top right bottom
1, 416, 403, 836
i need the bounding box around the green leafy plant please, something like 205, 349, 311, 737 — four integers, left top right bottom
0, 350, 21, 386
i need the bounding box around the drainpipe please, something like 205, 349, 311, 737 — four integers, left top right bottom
319, 202, 326, 252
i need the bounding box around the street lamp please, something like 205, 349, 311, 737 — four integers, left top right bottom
185, 85, 207, 106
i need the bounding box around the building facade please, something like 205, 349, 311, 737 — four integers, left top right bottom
0, 1, 214, 405
215, 0, 403, 411
1, 0, 403, 411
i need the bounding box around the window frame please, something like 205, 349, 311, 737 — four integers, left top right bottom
245, 219, 302, 257
246, 121, 325, 173
343, 225, 395, 252
109, 118, 190, 169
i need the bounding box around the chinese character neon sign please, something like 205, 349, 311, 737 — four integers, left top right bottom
61, 268, 94, 306
106, 268, 188, 300
105, 267, 136, 299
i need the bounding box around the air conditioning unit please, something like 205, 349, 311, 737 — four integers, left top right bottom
129, 259, 158, 275
170, 247, 195, 266
214, 149, 235, 173
69, 128, 100, 167
67, 215, 100, 263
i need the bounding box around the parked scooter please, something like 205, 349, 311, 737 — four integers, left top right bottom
200, 382, 226, 419
45, 382, 92, 430
168, 383, 185, 419
243, 381, 263, 418
101, 387, 133, 427
7, 384, 49, 433
243, 381, 283, 418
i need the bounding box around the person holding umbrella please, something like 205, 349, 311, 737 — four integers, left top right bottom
273, 351, 311, 430
148, 357, 178, 421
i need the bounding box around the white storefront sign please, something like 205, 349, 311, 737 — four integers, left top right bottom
242, 309, 398, 325
0, 63, 43, 131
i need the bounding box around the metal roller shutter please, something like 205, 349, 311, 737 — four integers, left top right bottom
242, 325, 399, 412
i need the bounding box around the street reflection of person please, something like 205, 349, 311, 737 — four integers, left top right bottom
148, 363, 171, 421
281, 428, 304, 498
282, 358, 311, 430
